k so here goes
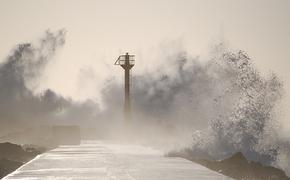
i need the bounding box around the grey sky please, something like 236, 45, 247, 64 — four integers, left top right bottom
0, 0, 289, 108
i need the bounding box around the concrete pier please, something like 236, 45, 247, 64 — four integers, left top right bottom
4, 141, 231, 180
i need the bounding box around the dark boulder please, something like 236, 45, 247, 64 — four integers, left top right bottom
0, 142, 43, 178
168, 151, 290, 180
0, 158, 23, 178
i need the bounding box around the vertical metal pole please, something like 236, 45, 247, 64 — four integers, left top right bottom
124, 53, 131, 122
116, 53, 134, 123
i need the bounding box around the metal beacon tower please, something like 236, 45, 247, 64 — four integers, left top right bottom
115, 53, 135, 123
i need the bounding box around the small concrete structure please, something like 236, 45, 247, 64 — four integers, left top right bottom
52, 125, 80, 145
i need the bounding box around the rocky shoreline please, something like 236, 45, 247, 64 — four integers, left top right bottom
168, 150, 290, 180
0, 142, 44, 179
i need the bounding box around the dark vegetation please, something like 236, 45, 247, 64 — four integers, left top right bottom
168, 150, 290, 180
0, 142, 44, 178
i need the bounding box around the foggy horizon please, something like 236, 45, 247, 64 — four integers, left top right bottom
0, 0, 290, 179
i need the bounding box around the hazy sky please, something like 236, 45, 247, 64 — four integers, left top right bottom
0, 0, 289, 105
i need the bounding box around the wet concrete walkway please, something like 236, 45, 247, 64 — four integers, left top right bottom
3, 141, 231, 180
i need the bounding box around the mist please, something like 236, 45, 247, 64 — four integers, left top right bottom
0, 30, 289, 175
99, 42, 289, 175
